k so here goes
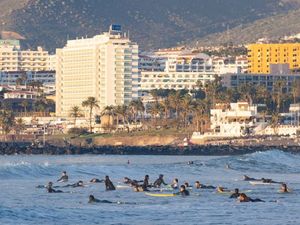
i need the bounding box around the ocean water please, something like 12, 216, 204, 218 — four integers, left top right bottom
0, 150, 300, 225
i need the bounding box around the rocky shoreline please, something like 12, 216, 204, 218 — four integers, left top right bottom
0, 142, 300, 156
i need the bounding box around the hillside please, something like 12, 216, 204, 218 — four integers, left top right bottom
0, 0, 298, 52
192, 7, 300, 47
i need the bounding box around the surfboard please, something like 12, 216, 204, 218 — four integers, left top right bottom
145, 192, 176, 197
249, 181, 279, 186
116, 185, 131, 189
217, 190, 252, 195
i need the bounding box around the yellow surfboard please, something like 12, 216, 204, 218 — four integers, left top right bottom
145, 192, 176, 197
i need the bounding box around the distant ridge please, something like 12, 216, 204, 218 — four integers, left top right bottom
0, 0, 300, 51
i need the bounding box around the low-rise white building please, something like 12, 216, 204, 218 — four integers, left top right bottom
191, 102, 259, 142
139, 51, 217, 93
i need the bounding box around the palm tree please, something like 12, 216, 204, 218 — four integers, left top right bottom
291, 79, 300, 104
20, 100, 29, 115
14, 118, 26, 136
82, 97, 99, 133
256, 85, 269, 105
199, 75, 222, 107
160, 98, 171, 121
270, 112, 280, 135
0, 110, 15, 139
69, 106, 83, 126
148, 102, 162, 127
115, 105, 129, 131
180, 94, 194, 128
192, 100, 208, 133
169, 90, 182, 119
273, 80, 285, 112
238, 83, 255, 105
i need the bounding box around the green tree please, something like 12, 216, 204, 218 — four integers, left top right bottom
273, 80, 286, 112
180, 94, 194, 128
148, 102, 162, 127
0, 110, 15, 137
82, 97, 99, 132
14, 118, 26, 136
69, 106, 83, 126
115, 105, 129, 131
20, 100, 29, 115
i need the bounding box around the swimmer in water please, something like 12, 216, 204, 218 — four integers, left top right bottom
153, 174, 167, 188
105, 176, 116, 191
279, 183, 290, 193
62, 180, 85, 188
177, 185, 190, 196
57, 171, 68, 182
194, 181, 216, 189
171, 178, 179, 189
46, 182, 63, 193
230, 188, 240, 199
88, 195, 136, 205
238, 193, 264, 202
90, 178, 104, 183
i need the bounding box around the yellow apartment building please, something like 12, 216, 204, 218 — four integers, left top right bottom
247, 43, 300, 74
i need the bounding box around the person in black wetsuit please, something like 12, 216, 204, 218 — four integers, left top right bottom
242, 175, 258, 181
57, 171, 68, 182
238, 193, 264, 202
153, 174, 167, 188
177, 185, 190, 196
62, 180, 85, 188
194, 181, 216, 189
171, 178, 179, 189
123, 177, 141, 186
230, 188, 241, 199
279, 183, 290, 193
47, 182, 63, 193
88, 195, 113, 204
142, 175, 151, 190
88, 195, 136, 205
105, 176, 116, 191
90, 178, 104, 183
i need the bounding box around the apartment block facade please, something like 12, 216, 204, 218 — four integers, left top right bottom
247, 43, 300, 74
0, 45, 50, 72
56, 27, 139, 117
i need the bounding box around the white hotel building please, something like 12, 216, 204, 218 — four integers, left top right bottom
56, 26, 139, 117
0, 44, 50, 72
139, 52, 217, 93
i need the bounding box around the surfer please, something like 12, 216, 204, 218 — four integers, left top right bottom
261, 178, 282, 184
171, 178, 179, 189
279, 183, 289, 193
242, 175, 258, 181
88, 195, 113, 204
238, 193, 264, 202
62, 180, 84, 188
177, 185, 190, 196
230, 188, 241, 199
105, 176, 116, 191
217, 186, 230, 193
57, 171, 68, 182
194, 181, 216, 189
123, 177, 141, 186
46, 182, 63, 193
184, 182, 192, 188
90, 178, 104, 183
153, 174, 167, 188
88, 195, 136, 205
142, 175, 151, 190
